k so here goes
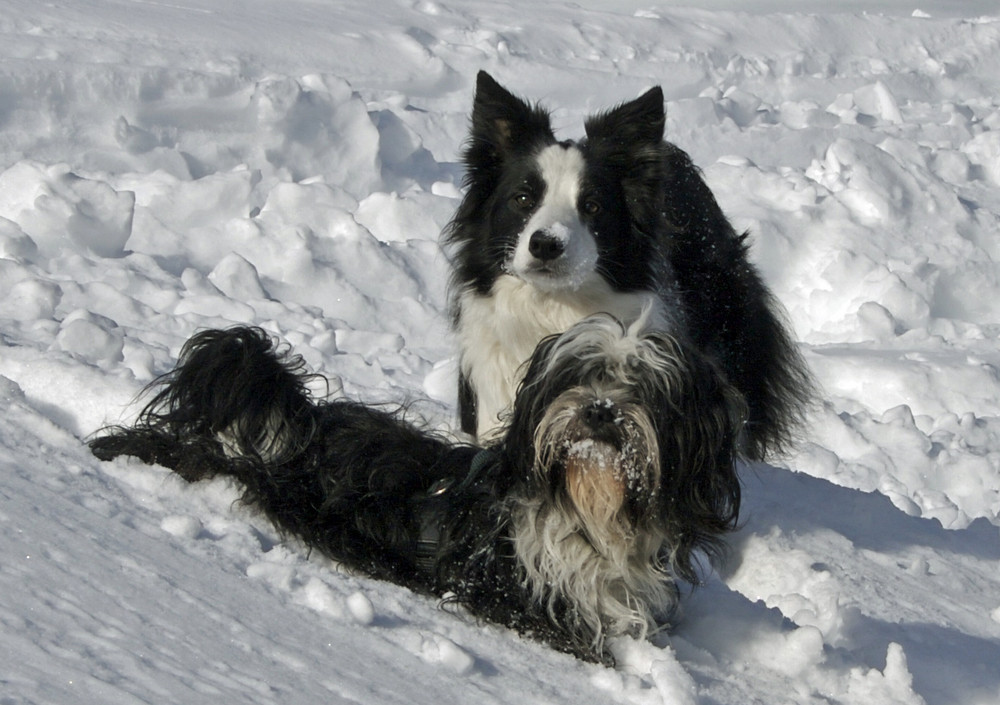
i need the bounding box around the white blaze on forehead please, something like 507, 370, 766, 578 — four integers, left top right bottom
510, 144, 597, 288
533, 144, 585, 222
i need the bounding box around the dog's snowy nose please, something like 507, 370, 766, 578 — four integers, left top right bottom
528, 231, 565, 261
584, 401, 617, 429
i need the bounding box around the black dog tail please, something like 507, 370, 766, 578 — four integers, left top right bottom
91, 327, 470, 586
90, 326, 319, 480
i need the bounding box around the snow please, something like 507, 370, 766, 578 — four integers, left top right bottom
1, 0, 999, 703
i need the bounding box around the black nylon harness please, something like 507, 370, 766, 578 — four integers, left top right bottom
413, 448, 499, 573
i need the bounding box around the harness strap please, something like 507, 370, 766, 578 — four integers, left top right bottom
413, 448, 498, 574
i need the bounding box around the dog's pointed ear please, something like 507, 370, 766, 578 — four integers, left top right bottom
584, 87, 667, 229
584, 86, 665, 147
469, 71, 554, 158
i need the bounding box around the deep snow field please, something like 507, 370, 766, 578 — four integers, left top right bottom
1, 1, 999, 703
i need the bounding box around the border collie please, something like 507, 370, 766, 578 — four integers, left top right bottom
445, 72, 810, 458
90, 315, 743, 664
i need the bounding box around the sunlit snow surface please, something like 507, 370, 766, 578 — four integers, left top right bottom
1, 1, 999, 703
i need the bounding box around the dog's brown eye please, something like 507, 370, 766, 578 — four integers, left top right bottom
513, 193, 535, 210
582, 199, 601, 216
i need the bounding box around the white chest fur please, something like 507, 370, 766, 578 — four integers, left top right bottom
456, 274, 673, 440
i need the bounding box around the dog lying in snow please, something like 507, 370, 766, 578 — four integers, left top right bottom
91, 314, 744, 663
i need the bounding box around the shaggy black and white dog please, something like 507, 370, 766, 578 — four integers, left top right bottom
446, 72, 810, 458
90, 315, 744, 664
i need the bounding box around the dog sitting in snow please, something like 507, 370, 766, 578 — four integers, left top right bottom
90, 314, 744, 663
445, 72, 810, 458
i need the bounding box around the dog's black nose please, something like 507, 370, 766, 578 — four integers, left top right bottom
528, 231, 565, 262
584, 402, 617, 429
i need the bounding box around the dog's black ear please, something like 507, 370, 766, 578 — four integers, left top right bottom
584, 87, 668, 232
498, 331, 565, 473
469, 71, 554, 159
584, 86, 665, 148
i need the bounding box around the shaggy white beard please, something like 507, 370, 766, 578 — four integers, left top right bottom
510, 494, 676, 652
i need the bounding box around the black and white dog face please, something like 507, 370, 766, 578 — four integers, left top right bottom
449, 71, 669, 298
503, 314, 745, 634
492, 314, 745, 652
522, 313, 679, 508
503, 143, 600, 291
